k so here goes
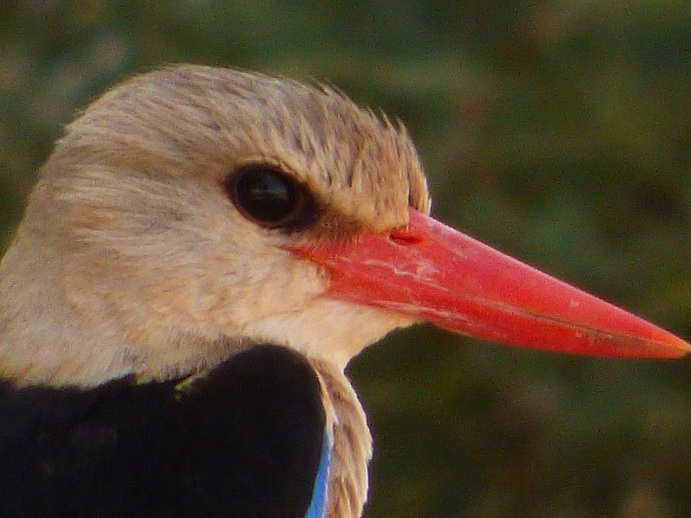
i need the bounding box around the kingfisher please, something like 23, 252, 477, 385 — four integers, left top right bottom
0, 65, 687, 518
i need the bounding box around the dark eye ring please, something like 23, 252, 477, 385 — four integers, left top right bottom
225, 163, 316, 230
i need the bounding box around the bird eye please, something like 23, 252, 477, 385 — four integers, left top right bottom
227, 164, 315, 230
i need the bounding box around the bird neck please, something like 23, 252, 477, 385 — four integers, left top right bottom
0, 231, 236, 388
313, 360, 372, 518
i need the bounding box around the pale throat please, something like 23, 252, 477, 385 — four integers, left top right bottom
239, 298, 417, 371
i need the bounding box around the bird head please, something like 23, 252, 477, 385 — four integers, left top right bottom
0, 65, 687, 387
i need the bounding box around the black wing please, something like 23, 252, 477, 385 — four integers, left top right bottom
0, 345, 326, 518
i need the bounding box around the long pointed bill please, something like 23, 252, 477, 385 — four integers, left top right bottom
292, 208, 690, 359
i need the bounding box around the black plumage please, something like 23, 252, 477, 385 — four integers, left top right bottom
0, 345, 325, 518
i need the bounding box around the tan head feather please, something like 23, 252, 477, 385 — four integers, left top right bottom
0, 65, 430, 386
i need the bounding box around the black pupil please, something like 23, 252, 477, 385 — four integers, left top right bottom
233, 166, 302, 227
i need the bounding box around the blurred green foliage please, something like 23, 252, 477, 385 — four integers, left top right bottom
1, 1, 689, 517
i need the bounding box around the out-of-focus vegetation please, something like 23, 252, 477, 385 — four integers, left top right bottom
1, 1, 689, 517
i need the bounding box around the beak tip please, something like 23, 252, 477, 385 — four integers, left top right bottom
672, 337, 691, 358
649, 333, 691, 359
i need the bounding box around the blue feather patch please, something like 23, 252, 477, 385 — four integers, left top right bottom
305, 432, 331, 518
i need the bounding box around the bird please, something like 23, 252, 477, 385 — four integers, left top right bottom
0, 64, 688, 518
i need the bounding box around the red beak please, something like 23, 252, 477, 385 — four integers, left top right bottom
293, 208, 690, 359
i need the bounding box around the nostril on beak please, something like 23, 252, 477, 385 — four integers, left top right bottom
388, 227, 423, 246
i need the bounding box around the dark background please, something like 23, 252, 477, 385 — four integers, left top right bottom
1, 1, 689, 517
